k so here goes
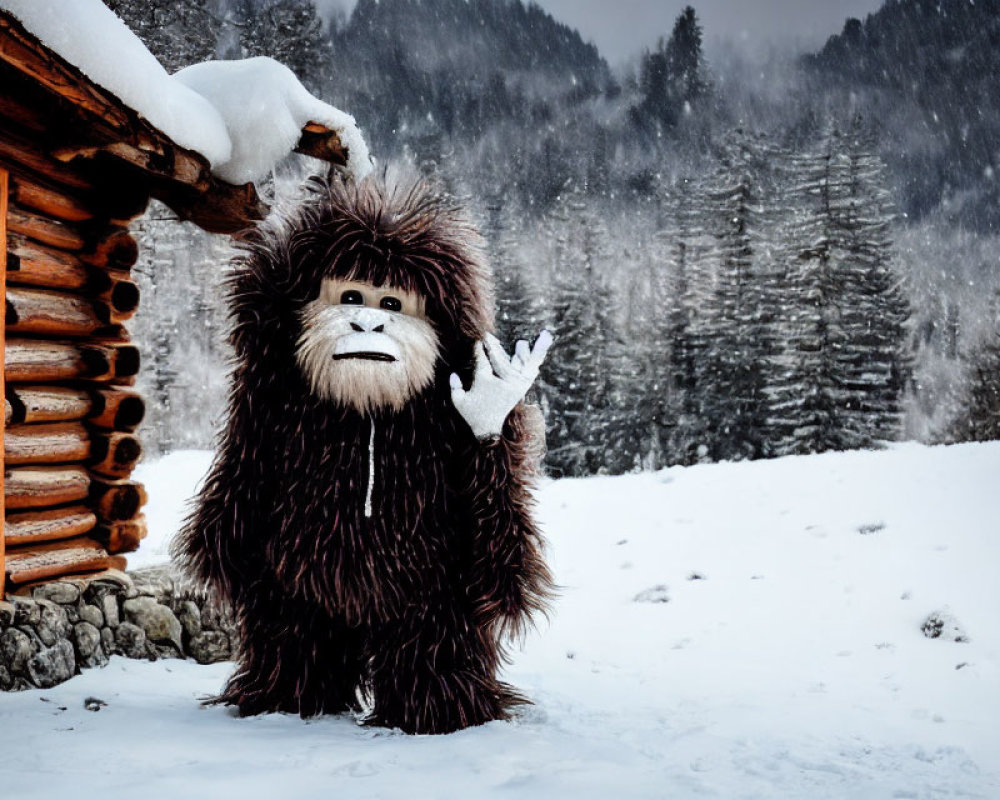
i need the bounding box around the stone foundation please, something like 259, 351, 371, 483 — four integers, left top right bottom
0, 565, 236, 692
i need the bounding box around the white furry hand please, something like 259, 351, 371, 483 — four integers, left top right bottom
450, 331, 553, 440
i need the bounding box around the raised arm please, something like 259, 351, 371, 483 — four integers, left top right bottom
451, 332, 555, 637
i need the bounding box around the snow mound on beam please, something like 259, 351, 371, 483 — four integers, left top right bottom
0, 0, 231, 168
174, 57, 372, 185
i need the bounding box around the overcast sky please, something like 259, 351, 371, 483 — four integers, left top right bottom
532, 0, 886, 61
317, 0, 887, 63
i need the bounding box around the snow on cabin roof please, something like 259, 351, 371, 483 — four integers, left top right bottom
0, 0, 371, 186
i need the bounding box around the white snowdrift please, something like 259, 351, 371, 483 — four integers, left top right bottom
2, 442, 996, 799
174, 57, 371, 185
0, 0, 370, 184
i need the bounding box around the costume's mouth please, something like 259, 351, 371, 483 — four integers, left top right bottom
333, 352, 397, 362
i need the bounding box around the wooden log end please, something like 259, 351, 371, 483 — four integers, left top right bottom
89, 431, 143, 479
112, 344, 140, 379
94, 515, 147, 555
295, 123, 349, 167
89, 476, 147, 522
82, 228, 138, 269
88, 388, 145, 430
79, 344, 113, 378
113, 394, 145, 429
109, 280, 140, 315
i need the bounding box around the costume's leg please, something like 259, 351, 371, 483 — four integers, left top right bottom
365, 598, 525, 734
216, 583, 365, 718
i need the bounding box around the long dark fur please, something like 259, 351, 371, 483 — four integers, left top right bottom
173, 175, 553, 734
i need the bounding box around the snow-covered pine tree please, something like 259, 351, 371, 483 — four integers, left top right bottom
618, 226, 674, 471
659, 177, 717, 465
104, 0, 221, 70
495, 267, 540, 349
230, 0, 330, 88
836, 121, 912, 444
769, 132, 850, 455
630, 5, 710, 138
697, 134, 782, 462
130, 206, 232, 455
946, 297, 1000, 443
771, 123, 910, 455
541, 192, 620, 477
479, 195, 540, 347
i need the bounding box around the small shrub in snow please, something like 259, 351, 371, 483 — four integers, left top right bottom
634, 585, 670, 603
857, 522, 886, 535
921, 610, 969, 642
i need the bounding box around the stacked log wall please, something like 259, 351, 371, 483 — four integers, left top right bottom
2, 127, 148, 595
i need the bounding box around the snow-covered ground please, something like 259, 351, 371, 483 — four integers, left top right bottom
3, 442, 998, 799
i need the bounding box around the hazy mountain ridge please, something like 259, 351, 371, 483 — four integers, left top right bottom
805, 0, 1000, 228
328, 0, 614, 154
103, 0, 1000, 459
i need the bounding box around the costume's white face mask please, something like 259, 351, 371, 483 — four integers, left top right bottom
296, 278, 440, 414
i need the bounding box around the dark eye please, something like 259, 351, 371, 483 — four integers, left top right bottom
340, 290, 364, 305
380, 296, 402, 312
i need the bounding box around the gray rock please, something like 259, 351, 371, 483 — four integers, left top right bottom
101, 595, 120, 628
100, 627, 116, 655
0, 601, 15, 627
74, 622, 107, 669
123, 597, 183, 652
64, 604, 80, 624
0, 665, 11, 690
11, 597, 40, 626
188, 631, 233, 664
35, 600, 70, 647
83, 582, 111, 606
115, 622, 150, 660
153, 643, 183, 660
1, 628, 38, 674
33, 583, 81, 605
201, 603, 235, 634
78, 603, 104, 629
74, 622, 101, 657
27, 640, 76, 688
176, 600, 202, 641
88, 570, 133, 595
129, 564, 177, 597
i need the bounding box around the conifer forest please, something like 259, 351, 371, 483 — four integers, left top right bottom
109, 0, 1000, 475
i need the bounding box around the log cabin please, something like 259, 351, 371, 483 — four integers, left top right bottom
0, 9, 359, 596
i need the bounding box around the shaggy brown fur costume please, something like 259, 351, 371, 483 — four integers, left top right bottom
174, 175, 553, 734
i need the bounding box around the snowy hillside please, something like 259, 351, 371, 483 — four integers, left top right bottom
3, 442, 999, 798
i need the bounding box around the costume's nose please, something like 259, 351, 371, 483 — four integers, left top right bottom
349, 308, 389, 333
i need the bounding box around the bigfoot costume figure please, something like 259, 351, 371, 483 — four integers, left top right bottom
175, 175, 553, 734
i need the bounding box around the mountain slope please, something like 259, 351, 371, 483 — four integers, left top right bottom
805, 0, 1000, 227
327, 0, 612, 152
